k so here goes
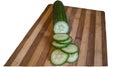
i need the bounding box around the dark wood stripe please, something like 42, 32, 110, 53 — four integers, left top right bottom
68, 8, 78, 34
101, 11, 108, 66
86, 10, 96, 66
64, 6, 68, 11
4, 4, 51, 66
73, 9, 86, 66
19, 12, 52, 66
74, 9, 86, 44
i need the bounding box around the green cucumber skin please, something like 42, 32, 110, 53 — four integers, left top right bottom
52, 41, 69, 49
54, 37, 70, 43
53, 0, 68, 24
58, 37, 72, 44
53, 0, 69, 33
50, 49, 69, 66
62, 49, 78, 54
52, 44, 69, 49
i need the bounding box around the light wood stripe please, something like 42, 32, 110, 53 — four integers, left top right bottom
69, 9, 82, 40
77, 10, 91, 66
68, 8, 78, 33
94, 11, 102, 66
11, 5, 52, 65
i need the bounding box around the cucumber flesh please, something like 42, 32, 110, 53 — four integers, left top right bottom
53, 34, 69, 41
67, 52, 79, 62
61, 44, 78, 53
50, 49, 68, 65
52, 41, 69, 48
54, 21, 69, 33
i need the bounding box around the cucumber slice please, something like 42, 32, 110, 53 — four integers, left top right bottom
61, 44, 78, 53
53, 34, 69, 41
52, 41, 69, 48
54, 21, 69, 33
67, 52, 79, 63
59, 37, 72, 44
50, 49, 69, 65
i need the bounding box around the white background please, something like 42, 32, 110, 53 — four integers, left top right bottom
0, 0, 120, 66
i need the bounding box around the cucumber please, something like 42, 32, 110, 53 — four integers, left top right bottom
67, 52, 79, 63
61, 44, 78, 54
50, 49, 69, 65
59, 37, 72, 44
50, 0, 80, 66
53, 0, 69, 33
52, 41, 69, 48
53, 34, 69, 41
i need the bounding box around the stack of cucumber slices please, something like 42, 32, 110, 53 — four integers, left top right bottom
50, 0, 79, 66
51, 34, 79, 65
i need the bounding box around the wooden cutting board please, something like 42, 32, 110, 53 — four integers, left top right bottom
5, 4, 107, 66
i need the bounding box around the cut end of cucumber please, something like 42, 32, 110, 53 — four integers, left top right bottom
54, 21, 69, 33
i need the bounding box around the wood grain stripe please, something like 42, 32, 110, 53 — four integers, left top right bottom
43, 47, 55, 66
94, 11, 102, 66
86, 10, 96, 66
20, 13, 52, 65
68, 8, 78, 33
77, 10, 91, 66
4, 4, 52, 66
101, 11, 108, 66
75, 9, 86, 44
33, 20, 53, 66
69, 9, 82, 40
36, 27, 53, 66
10, 5, 52, 66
